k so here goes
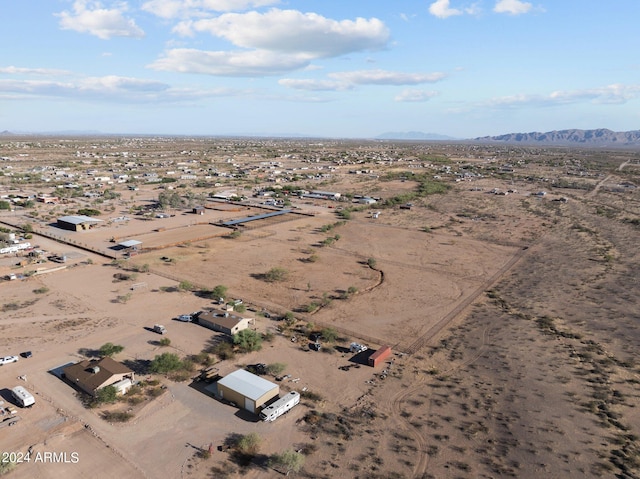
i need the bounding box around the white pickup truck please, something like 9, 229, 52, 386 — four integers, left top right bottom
153, 324, 166, 334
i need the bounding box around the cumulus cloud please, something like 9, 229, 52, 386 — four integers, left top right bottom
174, 9, 389, 57
493, 0, 533, 15
141, 0, 280, 18
56, 0, 144, 39
278, 79, 352, 92
394, 89, 439, 102
329, 69, 446, 85
485, 84, 640, 108
148, 48, 313, 76
429, 0, 463, 19
155, 9, 390, 76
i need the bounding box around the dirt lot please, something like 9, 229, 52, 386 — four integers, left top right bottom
0, 139, 639, 478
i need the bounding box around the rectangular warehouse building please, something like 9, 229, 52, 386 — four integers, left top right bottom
216, 369, 279, 413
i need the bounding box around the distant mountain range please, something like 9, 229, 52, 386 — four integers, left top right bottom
375, 131, 459, 141
475, 129, 640, 147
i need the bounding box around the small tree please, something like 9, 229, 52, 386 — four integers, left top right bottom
99, 342, 124, 357
159, 337, 171, 347
178, 280, 194, 291
95, 385, 118, 404
320, 327, 338, 343
233, 329, 262, 353
150, 352, 183, 374
236, 432, 261, 456
367, 257, 377, 268
210, 284, 228, 299
268, 449, 305, 475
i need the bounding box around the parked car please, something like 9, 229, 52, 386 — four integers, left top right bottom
310, 332, 322, 342
176, 314, 193, 322
0, 356, 19, 365
20, 351, 32, 359
152, 324, 166, 334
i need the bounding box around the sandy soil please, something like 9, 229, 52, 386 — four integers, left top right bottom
0, 143, 638, 479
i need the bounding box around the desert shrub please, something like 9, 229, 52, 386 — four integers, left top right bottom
99, 342, 124, 357
210, 341, 235, 360
159, 338, 171, 347
266, 363, 286, 376
262, 331, 275, 342
320, 327, 338, 343
101, 411, 133, 422
0, 454, 18, 474
235, 433, 261, 456
33, 286, 49, 294
233, 329, 262, 353
305, 302, 319, 313
264, 267, 289, 282
268, 449, 305, 474
301, 390, 323, 402
116, 293, 132, 303
95, 385, 118, 404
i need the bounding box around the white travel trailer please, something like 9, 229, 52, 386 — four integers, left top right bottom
11, 386, 35, 407
259, 391, 300, 422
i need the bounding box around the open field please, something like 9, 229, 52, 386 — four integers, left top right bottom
0, 137, 639, 478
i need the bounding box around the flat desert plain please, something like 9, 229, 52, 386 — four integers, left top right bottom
0, 140, 639, 479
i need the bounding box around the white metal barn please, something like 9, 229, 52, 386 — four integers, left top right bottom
216, 369, 279, 413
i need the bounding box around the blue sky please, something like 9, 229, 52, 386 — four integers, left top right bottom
2, 0, 639, 138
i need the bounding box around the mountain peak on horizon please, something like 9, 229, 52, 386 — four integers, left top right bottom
475, 128, 640, 147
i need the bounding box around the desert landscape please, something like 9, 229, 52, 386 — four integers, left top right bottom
0, 136, 638, 478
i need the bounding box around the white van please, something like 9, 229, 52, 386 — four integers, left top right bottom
11, 386, 35, 407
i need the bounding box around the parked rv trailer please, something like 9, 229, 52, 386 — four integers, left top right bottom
11, 386, 35, 407
259, 391, 300, 422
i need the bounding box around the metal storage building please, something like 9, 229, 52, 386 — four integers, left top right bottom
56, 215, 103, 231
216, 369, 279, 413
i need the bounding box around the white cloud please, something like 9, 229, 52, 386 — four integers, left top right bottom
485, 84, 640, 108
329, 69, 446, 85
56, 0, 144, 39
0, 66, 71, 76
394, 89, 439, 102
278, 79, 352, 92
148, 48, 312, 76
429, 0, 462, 19
174, 9, 389, 58
0, 74, 240, 103
493, 0, 533, 15
141, 0, 281, 19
